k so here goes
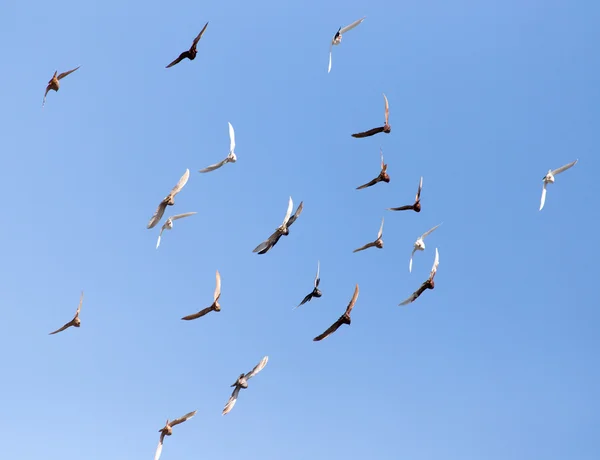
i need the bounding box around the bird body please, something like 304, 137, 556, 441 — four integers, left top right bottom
156, 212, 197, 249
42, 66, 80, 107
328, 17, 365, 73
313, 284, 359, 341
400, 249, 440, 305
222, 356, 269, 415
166, 22, 209, 68
147, 168, 190, 229
539, 159, 578, 211
409, 223, 441, 272
182, 270, 222, 320
199, 122, 237, 173
49, 291, 84, 335
388, 176, 423, 212
353, 218, 384, 253
352, 93, 391, 138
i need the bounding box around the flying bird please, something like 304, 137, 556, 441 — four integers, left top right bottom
222, 356, 269, 416
181, 270, 222, 320
351, 93, 391, 138
199, 122, 237, 173
165, 22, 209, 68
400, 248, 440, 306
154, 410, 197, 460
356, 149, 390, 190
147, 168, 190, 229
539, 159, 578, 211
409, 223, 441, 273
156, 212, 197, 249
328, 17, 365, 73
49, 291, 84, 335
295, 261, 322, 309
313, 284, 359, 341
253, 197, 303, 254
388, 176, 423, 212
42, 66, 80, 107
353, 218, 384, 253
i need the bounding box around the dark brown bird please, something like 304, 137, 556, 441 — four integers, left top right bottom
253, 197, 303, 254
353, 218, 384, 253
181, 270, 221, 320
388, 176, 423, 212
147, 168, 190, 229
42, 66, 80, 107
313, 284, 359, 341
295, 261, 322, 309
351, 93, 391, 138
399, 248, 439, 306
356, 149, 390, 190
154, 410, 197, 460
49, 291, 84, 335
166, 22, 209, 68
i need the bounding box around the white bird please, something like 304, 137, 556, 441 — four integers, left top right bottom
409, 223, 441, 273
156, 212, 197, 249
539, 159, 578, 211
199, 122, 237, 173
328, 17, 365, 73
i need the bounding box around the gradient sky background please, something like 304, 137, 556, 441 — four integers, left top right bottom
0, 1, 599, 459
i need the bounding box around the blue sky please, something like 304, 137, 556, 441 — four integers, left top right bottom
0, 1, 599, 459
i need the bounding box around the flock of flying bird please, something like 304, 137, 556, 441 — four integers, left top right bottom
42, 15, 580, 460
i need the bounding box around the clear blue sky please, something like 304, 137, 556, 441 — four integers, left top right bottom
0, 1, 599, 459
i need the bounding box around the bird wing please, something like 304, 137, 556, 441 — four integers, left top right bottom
199, 157, 229, 173
295, 292, 313, 309
156, 228, 164, 249
191, 22, 209, 50
154, 434, 164, 460
282, 196, 293, 226
314, 260, 320, 287
170, 410, 197, 427
383, 93, 389, 125
228, 122, 236, 154
74, 291, 84, 318
421, 223, 441, 239
214, 270, 221, 301
166, 51, 189, 69
252, 228, 279, 254
287, 201, 304, 227
409, 248, 416, 273
222, 386, 241, 416
345, 283, 359, 315
377, 218, 384, 239
147, 201, 168, 229
399, 282, 428, 306
42, 87, 51, 107
181, 305, 215, 320
48, 320, 75, 335
327, 44, 333, 73
170, 168, 190, 197
539, 182, 547, 211
430, 248, 440, 279
245, 356, 269, 380
356, 177, 379, 190
416, 176, 423, 201
353, 241, 375, 253
551, 159, 578, 176
170, 212, 197, 221
313, 317, 343, 341
351, 126, 385, 138
340, 17, 365, 34
387, 205, 413, 211
380, 148, 385, 170
57, 66, 81, 80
